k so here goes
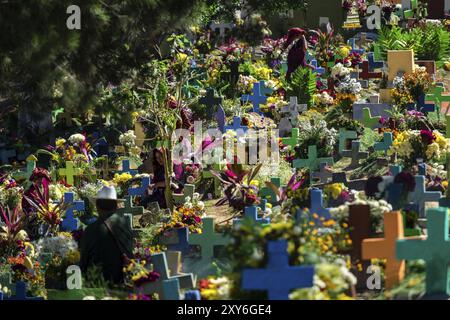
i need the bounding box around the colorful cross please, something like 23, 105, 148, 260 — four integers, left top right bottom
128, 176, 151, 197
374, 132, 393, 155
189, 217, 230, 264
362, 211, 405, 289
362, 107, 381, 129
58, 161, 82, 186
338, 129, 358, 155
61, 192, 84, 231
142, 251, 195, 300
199, 88, 223, 117
281, 128, 300, 149
341, 140, 369, 168
293, 145, 334, 172
389, 164, 403, 176
117, 195, 144, 217
241, 81, 269, 114
234, 206, 271, 226
119, 159, 138, 176
14, 155, 37, 181
173, 184, 195, 205
308, 188, 331, 220
397, 207, 450, 296
5, 281, 44, 300
331, 172, 367, 191
161, 227, 190, 255
426, 86, 450, 109
348, 38, 365, 55
359, 61, 383, 80
406, 175, 441, 217
241, 240, 314, 300
367, 52, 384, 71
311, 162, 333, 184
310, 59, 325, 75
224, 116, 248, 133
259, 177, 281, 205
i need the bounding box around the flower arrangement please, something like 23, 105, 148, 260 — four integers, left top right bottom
123, 258, 160, 289
199, 276, 231, 300
388, 130, 450, 167
119, 130, 137, 149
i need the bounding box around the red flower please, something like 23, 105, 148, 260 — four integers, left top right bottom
420, 130, 435, 145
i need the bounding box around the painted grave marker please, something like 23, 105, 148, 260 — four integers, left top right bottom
293, 145, 334, 171
59, 161, 82, 186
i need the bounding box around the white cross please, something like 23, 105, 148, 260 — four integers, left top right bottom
210, 22, 234, 38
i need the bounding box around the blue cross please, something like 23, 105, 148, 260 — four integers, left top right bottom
241, 81, 269, 114
92, 132, 109, 157
128, 176, 151, 197
0, 148, 16, 164
348, 38, 365, 55
199, 88, 223, 117
389, 165, 403, 176
368, 52, 384, 71
61, 192, 84, 231
5, 281, 44, 300
233, 206, 270, 227
310, 60, 325, 75
224, 116, 248, 133
241, 240, 314, 300
418, 163, 427, 176
407, 176, 441, 217
120, 159, 138, 176
406, 94, 435, 114
309, 188, 331, 220
165, 227, 190, 255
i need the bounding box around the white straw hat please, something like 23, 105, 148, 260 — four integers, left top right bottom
94, 185, 124, 201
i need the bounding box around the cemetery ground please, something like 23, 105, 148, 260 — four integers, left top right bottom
1, 0, 450, 304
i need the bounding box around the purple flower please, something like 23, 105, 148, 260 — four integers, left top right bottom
420, 130, 435, 145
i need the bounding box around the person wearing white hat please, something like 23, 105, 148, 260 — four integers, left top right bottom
79, 185, 133, 285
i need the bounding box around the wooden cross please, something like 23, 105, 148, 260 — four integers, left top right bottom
141, 251, 195, 300
341, 140, 369, 168
362, 108, 381, 129
259, 177, 281, 205
241, 81, 269, 114
397, 207, 450, 296
14, 155, 37, 181
348, 38, 365, 55
161, 227, 190, 256
128, 177, 151, 197
5, 281, 43, 300
308, 188, 331, 220
173, 184, 195, 205
426, 86, 450, 109
338, 129, 357, 155
293, 145, 334, 172
210, 22, 234, 38
119, 159, 138, 176
406, 94, 435, 114
241, 240, 314, 300
60, 192, 84, 231
58, 161, 82, 186
281, 97, 307, 126
374, 132, 393, 156
348, 204, 372, 290
331, 172, 367, 191
362, 211, 405, 289
406, 175, 441, 218
281, 128, 300, 150
199, 88, 223, 118
311, 162, 333, 184
189, 217, 230, 265
166, 251, 196, 289
310, 60, 325, 76
234, 206, 271, 226
359, 61, 383, 80
117, 195, 144, 217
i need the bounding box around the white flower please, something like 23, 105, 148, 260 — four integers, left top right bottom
68, 133, 85, 145
197, 201, 205, 210
119, 130, 136, 148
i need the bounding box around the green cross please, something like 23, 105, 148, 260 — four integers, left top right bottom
281, 128, 300, 149
427, 86, 450, 109
259, 177, 281, 205
362, 107, 381, 129
173, 184, 195, 205
58, 161, 82, 185
293, 145, 334, 171
446, 116, 450, 139
202, 164, 222, 198
397, 207, 450, 296
373, 44, 382, 61
117, 195, 144, 216
14, 155, 37, 181
338, 129, 357, 154
189, 217, 230, 264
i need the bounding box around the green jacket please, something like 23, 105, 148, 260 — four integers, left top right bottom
79, 212, 133, 284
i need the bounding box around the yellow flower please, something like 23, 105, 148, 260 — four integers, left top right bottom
338, 46, 351, 57
113, 173, 132, 185
56, 138, 66, 148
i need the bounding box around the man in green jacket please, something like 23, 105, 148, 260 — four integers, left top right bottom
79, 186, 133, 285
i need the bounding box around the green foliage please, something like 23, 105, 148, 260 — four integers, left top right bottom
286, 67, 317, 107
377, 24, 450, 67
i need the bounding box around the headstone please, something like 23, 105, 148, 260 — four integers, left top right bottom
362, 211, 405, 289
173, 184, 195, 205
397, 207, 450, 296
387, 50, 414, 82
241, 240, 314, 300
